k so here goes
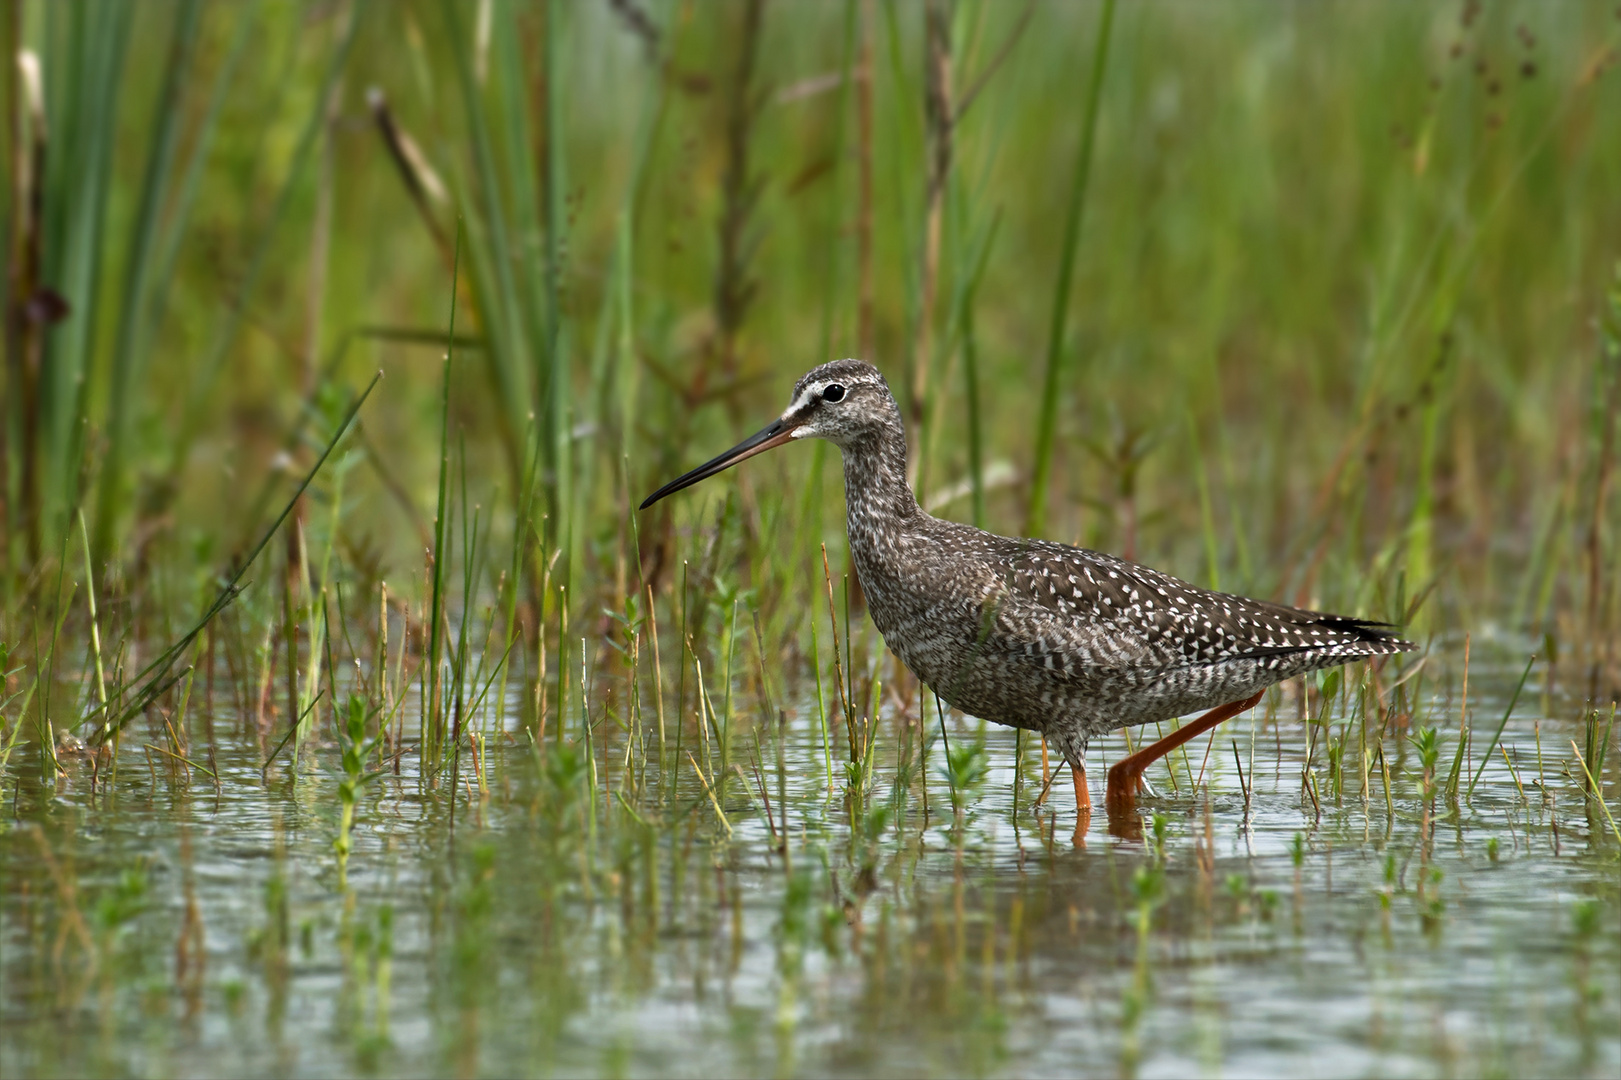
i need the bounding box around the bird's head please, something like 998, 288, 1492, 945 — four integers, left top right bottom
639, 359, 897, 509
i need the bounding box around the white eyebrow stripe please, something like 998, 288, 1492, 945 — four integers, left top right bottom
783, 382, 828, 418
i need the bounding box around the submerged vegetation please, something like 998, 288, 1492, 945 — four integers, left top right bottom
1, 1, 1618, 1076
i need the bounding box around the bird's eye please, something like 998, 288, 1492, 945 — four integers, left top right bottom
822, 384, 846, 403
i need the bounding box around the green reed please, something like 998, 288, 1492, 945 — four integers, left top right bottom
1026, 0, 1114, 540
0, 3, 1611, 668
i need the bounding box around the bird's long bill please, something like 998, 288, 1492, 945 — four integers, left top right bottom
639, 418, 796, 510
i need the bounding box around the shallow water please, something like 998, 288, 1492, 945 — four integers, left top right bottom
3, 639, 1618, 1078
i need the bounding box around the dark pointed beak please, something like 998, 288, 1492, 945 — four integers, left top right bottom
639, 418, 798, 510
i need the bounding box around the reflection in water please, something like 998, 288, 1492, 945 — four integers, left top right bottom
2, 658, 1618, 1078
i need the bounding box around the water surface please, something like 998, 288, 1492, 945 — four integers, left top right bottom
3, 641, 1617, 1078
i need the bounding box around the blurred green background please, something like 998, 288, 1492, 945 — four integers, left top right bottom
2, 0, 1617, 659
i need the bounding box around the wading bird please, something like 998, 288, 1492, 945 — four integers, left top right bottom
641, 360, 1412, 830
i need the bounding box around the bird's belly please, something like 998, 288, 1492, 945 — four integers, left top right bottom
1109, 650, 1353, 729
872, 608, 1095, 733
1104, 663, 1273, 728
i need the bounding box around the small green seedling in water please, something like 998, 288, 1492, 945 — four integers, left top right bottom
860, 804, 891, 843
247, 872, 290, 963
1131, 864, 1165, 908
941, 739, 989, 818
843, 757, 867, 789
546, 740, 587, 802
1486, 837, 1500, 862
1290, 832, 1308, 913
1409, 726, 1440, 796
1571, 899, 1600, 940
94, 866, 148, 941
1570, 897, 1603, 1007
334, 695, 385, 868
1422, 867, 1446, 928
1127, 861, 1163, 1067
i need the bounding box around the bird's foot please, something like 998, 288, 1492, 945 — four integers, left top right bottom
1103, 689, 1267, 811
1104, 759, 1146, 810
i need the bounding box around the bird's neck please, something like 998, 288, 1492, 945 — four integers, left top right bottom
839, 418, 920, 542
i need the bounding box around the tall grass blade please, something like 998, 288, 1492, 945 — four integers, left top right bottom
161, 2, 362, 506
442, 0, 533, 462
1466, 652, 1535, 800
1025, 0, 1114, 538
36, 1, 133, 554
90, 370, 381, 745
428, 227, 464, 765
90, 0, 201, 567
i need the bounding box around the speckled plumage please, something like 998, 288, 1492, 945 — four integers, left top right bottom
646, 359, 1415, 781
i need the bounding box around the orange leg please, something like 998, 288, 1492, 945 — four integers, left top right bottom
1071, 763, 1093, 846
1105, 689, 1266, 808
